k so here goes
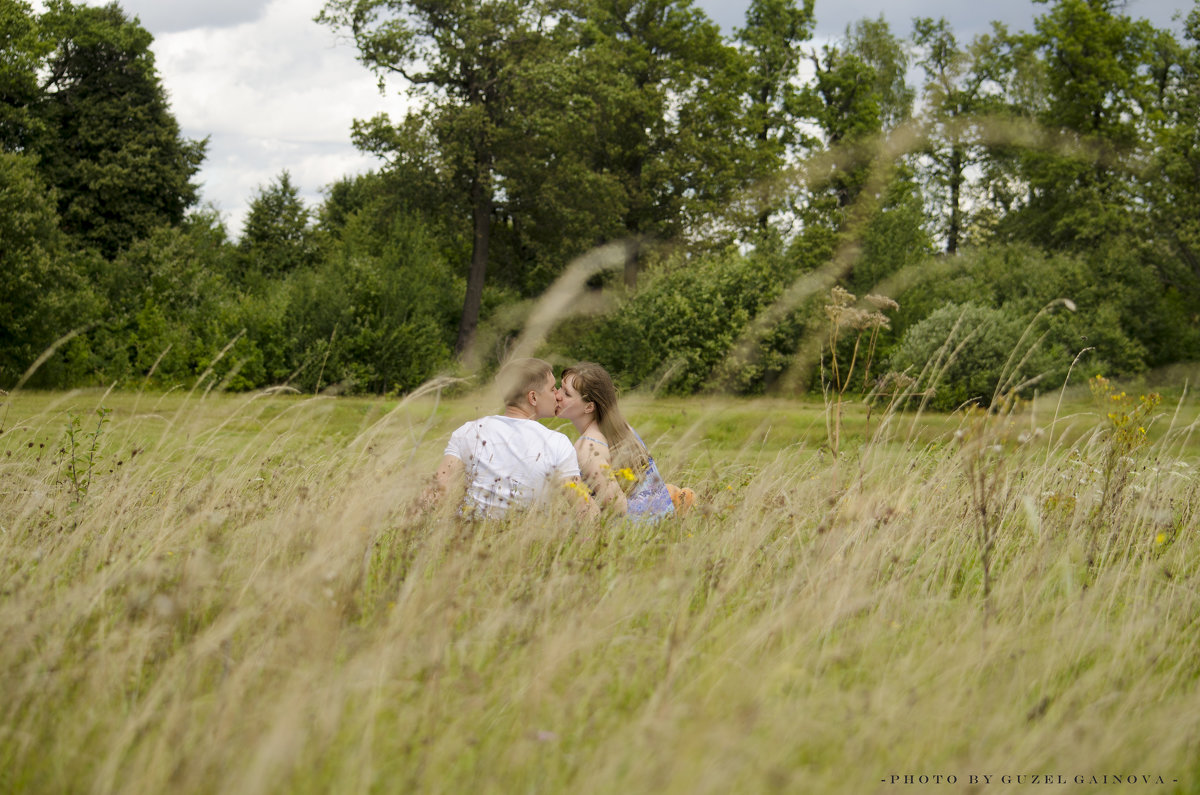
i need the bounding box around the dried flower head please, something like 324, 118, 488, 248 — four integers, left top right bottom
866, 293, 899, 312
876, 371, 916, 392
864, 311, 891, 330
829, 286, 855, 308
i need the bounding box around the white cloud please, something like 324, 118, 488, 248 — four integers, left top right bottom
75, 0, 411, 236
111, 0, 272, 33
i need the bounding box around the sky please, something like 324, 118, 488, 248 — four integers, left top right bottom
64, 0, 1192, 238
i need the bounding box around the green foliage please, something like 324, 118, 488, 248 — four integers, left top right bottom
889, 301, 1062, 410
239, 171, 317, 278
318, 0, 572, 351
0, 150, 100, 388
991, 0, 1160, 251
1145, 8, 1200, 306
5, 0, 1200, 401
279, 212, 460, 394
850, 166, 935, 292
27, 0, 205, 257
733, 0, 818, 230
911, 17, 1010, 253
0, 0, 50, 151
887, 243, 1198, 384
90, 215, 244, 387
561, 246, 808, 395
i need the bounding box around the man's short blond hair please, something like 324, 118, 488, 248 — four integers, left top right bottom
497, 357, 553, 408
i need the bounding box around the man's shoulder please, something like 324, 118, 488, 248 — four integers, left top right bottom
528, 421, 574, 447
450, 416, 569, 445
531, 424, 577, 466
450, 415, 503, 434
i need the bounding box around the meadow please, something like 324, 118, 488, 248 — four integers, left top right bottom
1, 380, 1198, 794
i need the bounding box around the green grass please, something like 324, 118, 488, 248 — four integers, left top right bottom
1, 384, 1199, 794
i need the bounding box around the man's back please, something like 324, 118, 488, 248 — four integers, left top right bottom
444, 415, 579, 517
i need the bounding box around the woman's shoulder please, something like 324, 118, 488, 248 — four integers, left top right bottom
575, 428, 609, 449
575, 431, 611, 466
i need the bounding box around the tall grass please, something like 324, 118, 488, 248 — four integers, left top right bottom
2, 383, 1197, 794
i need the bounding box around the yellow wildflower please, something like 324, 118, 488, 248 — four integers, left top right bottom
563, 480, 591, 501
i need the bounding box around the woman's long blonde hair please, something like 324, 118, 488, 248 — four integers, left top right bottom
561, 362, 649, 476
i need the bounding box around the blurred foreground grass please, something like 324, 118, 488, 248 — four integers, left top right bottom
1, 385, 1198, 794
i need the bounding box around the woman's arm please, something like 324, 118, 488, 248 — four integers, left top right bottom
576, 438, 628, 514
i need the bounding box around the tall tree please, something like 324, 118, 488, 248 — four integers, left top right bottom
239, 170, 317, 277
28, 0, 206, 258
557, 0, 746, 284
318, 0, 565, 354
1145, 9, 1200, 304
912, 17, 1008, 253
734, 0, 817, 232
0, 151, 98, 387
0, 0, 50, 152
803, 16, 913, 212
995, 0, 1158, 249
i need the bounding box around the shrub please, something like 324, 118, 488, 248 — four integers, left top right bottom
888, 244, 1175, 378
0, 152, 101, 388
281, 212, 459, 394
889, 302, 1064, 410
560, 245, 809, 394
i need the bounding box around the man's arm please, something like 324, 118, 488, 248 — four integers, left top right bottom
420, 454, 464, 509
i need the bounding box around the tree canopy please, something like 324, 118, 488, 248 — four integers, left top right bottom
2, 0, 1198, 399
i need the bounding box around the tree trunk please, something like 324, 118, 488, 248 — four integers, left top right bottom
455, 172, 492, 354
947, 145, 963, 255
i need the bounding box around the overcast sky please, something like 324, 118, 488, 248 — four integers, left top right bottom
66, 0, 1190, 237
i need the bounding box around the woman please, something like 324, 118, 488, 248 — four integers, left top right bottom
556, 361, 693, 519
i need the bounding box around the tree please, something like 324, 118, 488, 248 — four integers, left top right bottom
912, 17, 1008, 253
734, 0, 818, 232
803, 17, 913, 212
0, 0, 50, 152
0, 151, 99, 387
994, 0, 1158, 250
25, 0, 206, 258
1147, 8, 1200, 305
318, 0, 564, 354
563, 0, 748, 281
239, 170, 317, 277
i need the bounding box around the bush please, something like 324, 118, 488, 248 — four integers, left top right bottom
280, 212, 460, 394
558, 244, 810, 394
889, 302, 1065, 411
0, 152, 101, 388
887, 244, 1181, 379
89, 218, 247, 388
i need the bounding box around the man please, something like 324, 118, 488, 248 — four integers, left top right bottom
430, 358, 583, 518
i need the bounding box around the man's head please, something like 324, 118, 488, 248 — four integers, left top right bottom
497, 357, 558, 419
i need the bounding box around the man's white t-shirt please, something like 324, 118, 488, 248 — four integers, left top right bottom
444, 415, 580, 518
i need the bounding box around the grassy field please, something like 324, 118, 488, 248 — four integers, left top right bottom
1, 382, 1198, 794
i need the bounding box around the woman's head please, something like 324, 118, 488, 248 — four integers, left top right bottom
560, 362, 647, 471
559, 362, 617, 425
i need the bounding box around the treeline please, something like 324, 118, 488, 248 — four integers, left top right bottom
3, 0, 1200, 405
